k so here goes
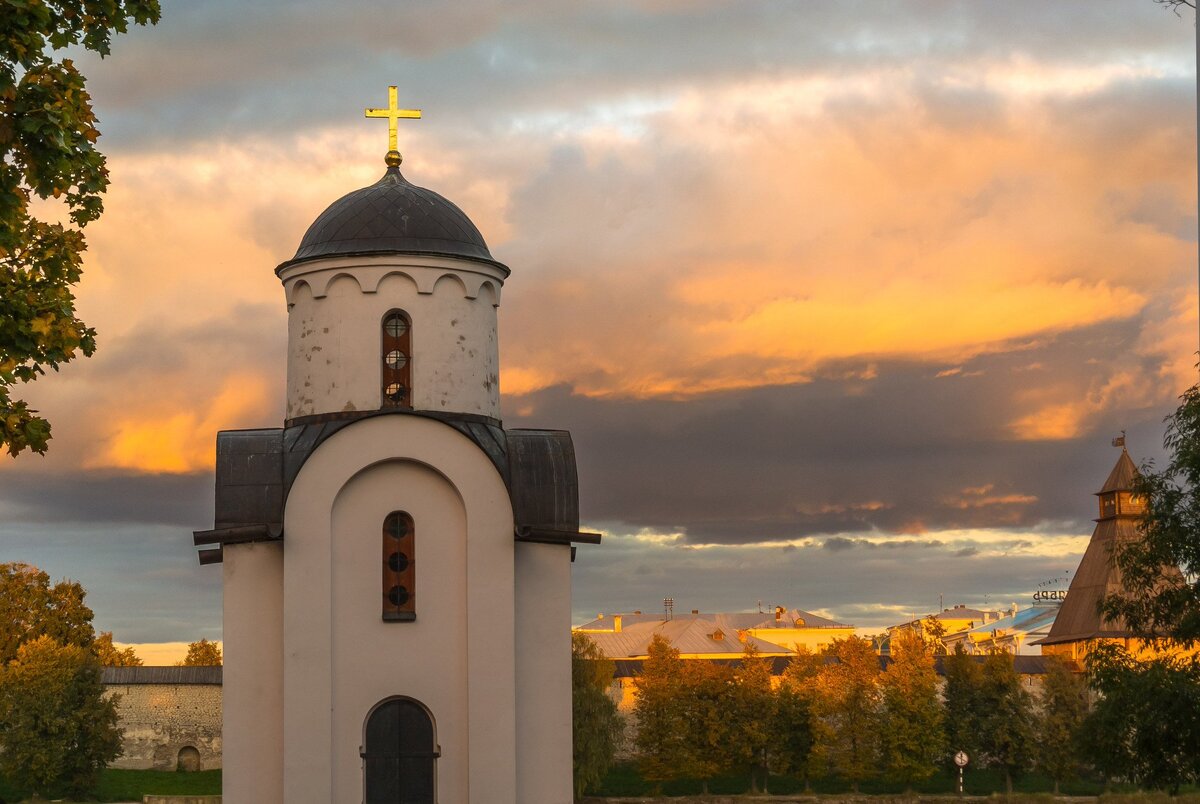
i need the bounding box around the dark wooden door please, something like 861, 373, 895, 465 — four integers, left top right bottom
362, 698, 438, 803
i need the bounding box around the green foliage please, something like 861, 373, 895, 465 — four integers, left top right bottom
1083, 641, 1200, 793
180, 637, 222, 666
942, 644, 985, 767
678, 657, 734, 792
0, 635, 122, 799
1036, 655, 1087, 793
814, 636, 881, 792
0, 768, 222, 802
727, 644, 775, 792
571, 632, 622, 800
0, 561, 94, 664
1103, 383, 1200, 646
878, 629, 944, 790
633, 635, 690, 790
1, 0, 161, 456
93, 630, 142, 667
773, 648, 819, 788
978, 650, 1035, 794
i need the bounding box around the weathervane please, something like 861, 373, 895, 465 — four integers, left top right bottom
365, 86, 421, 167
1112, 430, 1126, 448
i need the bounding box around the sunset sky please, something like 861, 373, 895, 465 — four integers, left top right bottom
1, 0, 1196, 644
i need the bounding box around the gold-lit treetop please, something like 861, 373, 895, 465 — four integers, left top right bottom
365, 86, 421, 167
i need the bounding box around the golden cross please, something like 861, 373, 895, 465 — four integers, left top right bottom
365, 86, 421, 154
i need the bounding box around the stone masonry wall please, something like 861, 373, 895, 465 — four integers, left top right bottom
104, 682, 223, 771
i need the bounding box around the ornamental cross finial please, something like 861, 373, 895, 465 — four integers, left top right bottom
365, 86, 421, 166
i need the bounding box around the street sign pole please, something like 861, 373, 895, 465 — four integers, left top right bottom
954, 750, 969, 797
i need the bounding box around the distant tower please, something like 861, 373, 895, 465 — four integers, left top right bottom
195, 89, 598, 804
1035, 441, 1179, 662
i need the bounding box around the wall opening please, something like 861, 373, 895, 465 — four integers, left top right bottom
176, 745, 201, 772
362, 697, 438, 803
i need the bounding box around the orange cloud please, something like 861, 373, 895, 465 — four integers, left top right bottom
86, 373, 272, 473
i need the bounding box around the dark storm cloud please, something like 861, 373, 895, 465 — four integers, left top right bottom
506, 315, 1172, 545
0, 472, 211, 526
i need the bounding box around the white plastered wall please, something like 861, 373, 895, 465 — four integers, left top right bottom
221, 540, 283, 804
279, 255, 505, 422
515, 541, 574, 803
281, 414, 517, 804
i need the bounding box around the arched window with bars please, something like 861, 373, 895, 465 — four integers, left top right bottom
382, 511, 415, 621
381, 311, 411, 408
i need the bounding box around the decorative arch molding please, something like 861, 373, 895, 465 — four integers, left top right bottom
431, 271, 469, 297
280, 256, 505, 304
280, 414, 517, 802
477, 280, 499, 308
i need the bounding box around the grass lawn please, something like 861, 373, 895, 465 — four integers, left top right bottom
0, 768, 220, 802
589, 762, 1196, 798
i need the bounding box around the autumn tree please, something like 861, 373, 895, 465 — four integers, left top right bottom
941, 645, 984, 769
0, 561, 94, 663
1082, 642, 1200, 793
633, 635, 690, 793
93, 630, 142, 667
1036, 656, 1087, 794
814, 636, 880, 793
878, 629, 944, 791
571, 633, 622, 801
977, 650, 1034, 794
181, 637, 222, 666
1103, 384, 1200, 646
773, 647, 821, 790
1, 0, 161, 456
679, 658, 734, 794
727, 644, 775, 793
0, 635, 122, 799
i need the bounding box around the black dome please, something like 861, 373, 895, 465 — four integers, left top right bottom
279, 166, 504, 271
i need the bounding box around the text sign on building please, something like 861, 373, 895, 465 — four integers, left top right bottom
1033, 590, 1067, 602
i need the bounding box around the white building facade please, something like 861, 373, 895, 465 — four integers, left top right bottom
196, 150, 594, 804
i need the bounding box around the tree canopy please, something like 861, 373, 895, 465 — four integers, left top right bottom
1082, 642, 1200, 793
1, 0, 161, 456
93, 630, 141, 667
571, 633, 622, 801
0, 561, 94, 664
1103, 383, 1200, 645
181, 637, 222, 666
0, 635, 123, 799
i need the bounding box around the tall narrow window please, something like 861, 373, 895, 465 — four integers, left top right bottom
383, 511, 415, 621
382, 311, 412, 408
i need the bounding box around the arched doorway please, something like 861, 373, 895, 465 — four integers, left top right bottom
361, 697, 438, 803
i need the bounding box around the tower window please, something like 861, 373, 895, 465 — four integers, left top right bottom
381, 311, 412, 408
382, 511, 415, 621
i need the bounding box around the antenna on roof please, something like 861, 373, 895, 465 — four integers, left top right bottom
663, 597, 674, 622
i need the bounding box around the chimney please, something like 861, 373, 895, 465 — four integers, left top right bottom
775, 605, 785, 622
613, 615, 622, 633
691, 609, 699, 615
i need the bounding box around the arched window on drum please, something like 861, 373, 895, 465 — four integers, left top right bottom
381, 311, 411, 408
382, 511, 415, 621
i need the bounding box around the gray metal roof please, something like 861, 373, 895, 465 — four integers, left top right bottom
577, 608, 852, 633
582, 617, 797, 659
278, 166, 507, 272
101, 666, 222, 685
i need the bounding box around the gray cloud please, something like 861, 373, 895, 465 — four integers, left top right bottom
505, 315, 1175, 545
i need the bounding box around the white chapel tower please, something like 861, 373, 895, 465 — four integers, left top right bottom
194, 89, 596, 804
